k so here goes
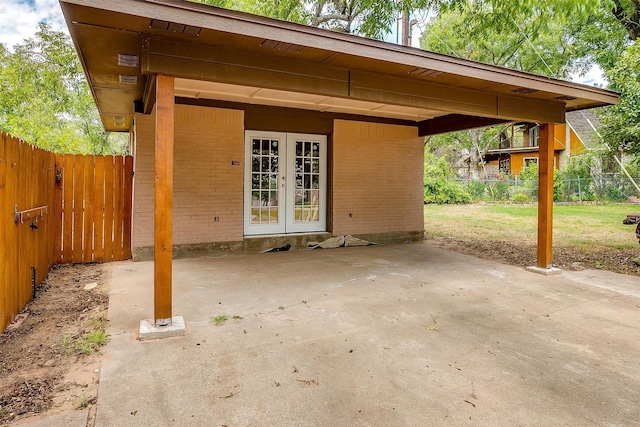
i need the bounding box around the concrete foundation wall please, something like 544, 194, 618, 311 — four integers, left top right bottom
132, 105, 245, 249
131, 230, 423, 261
332, 119, 424, 236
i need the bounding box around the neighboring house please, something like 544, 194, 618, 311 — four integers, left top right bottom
59, 0, 617, 324
483, 110, 599, 176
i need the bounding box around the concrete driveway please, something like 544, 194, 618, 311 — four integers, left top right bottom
96, 242, 640, 426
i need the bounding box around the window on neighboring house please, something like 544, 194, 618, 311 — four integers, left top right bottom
513, 125, 526, 148
530, 125, 540, 147
499, 158, 510, 175
524, 156, 558, 171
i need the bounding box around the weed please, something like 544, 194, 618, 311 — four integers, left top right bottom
213, 315, 228, 325
62, 315, 109, 355
212, 314, 243, 325
75, 390, 97, 409
595, 260, 604, 269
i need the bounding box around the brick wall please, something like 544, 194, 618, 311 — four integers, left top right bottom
332, 120, 424, 236
132, 105, 244, 248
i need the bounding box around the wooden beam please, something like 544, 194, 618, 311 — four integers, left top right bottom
537, 123, 555, 269
142, 37, 350, 98
419, 114, 509, 136
154, 74, 174, 325
142, 75, 157, 115
142, 37, 567, 123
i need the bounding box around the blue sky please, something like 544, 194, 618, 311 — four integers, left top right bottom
0, 0, 66, 48
0, 0, 604, 86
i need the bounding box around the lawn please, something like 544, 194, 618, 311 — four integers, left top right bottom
424, 203, 639, 251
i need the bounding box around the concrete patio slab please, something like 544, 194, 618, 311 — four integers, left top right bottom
97, 242, 640, 426
12, 409, 88, 427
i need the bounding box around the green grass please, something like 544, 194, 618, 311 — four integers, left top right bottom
212, 315, 229, 325
425, 203, 638, 250
212, 314, 243, 326
62, 315, 109, 355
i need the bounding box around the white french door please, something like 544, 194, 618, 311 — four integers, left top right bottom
244, 131, 326, 236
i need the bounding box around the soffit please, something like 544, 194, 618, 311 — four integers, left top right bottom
174, 79, 444, 121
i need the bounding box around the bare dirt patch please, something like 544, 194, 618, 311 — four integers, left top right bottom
428, 237, 640, 276
0, 263, 110, 426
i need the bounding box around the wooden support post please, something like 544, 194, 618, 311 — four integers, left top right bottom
154, 75, 175, 326
537, 123, 554, 269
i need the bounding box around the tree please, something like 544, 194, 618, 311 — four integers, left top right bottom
0, 23, 127, 154
420, 2, 591, 179
191, 0, 436, 39
423, 2, 593, 77
610, 0, 640, 40
598, 42, 640, 159
195, 0, 306, 22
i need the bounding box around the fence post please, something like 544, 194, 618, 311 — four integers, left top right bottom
577, 176, 582, 202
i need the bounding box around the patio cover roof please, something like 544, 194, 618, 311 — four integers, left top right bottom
60, 0, 618, 134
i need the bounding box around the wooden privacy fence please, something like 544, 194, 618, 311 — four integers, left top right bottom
1, 133, 56, 332
0, 132, 133, 331
54, 154, 133, 264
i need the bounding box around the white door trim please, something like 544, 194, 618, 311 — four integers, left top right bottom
244, 131, 327, 235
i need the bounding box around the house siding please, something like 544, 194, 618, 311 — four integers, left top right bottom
509, 152, 561, 176
132, 105, 245, 249
332, 120, 424, 236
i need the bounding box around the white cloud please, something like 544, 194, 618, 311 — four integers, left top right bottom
570, 63, 608, 88
0, 0, 67, 49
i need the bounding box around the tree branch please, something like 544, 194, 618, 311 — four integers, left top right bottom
611, 0, 640, 40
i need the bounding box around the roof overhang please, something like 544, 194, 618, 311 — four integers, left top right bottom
59, 0, 619, 134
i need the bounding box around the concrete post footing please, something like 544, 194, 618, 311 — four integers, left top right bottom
526, 266, 563, 276
139, 316, 186, 341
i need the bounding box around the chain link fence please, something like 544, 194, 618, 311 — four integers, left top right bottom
451, 175, 640, 203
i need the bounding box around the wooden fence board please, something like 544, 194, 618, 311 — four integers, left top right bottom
72, 155, 85, 262
113, 156, 124, 260
38, 147, 54, 284
93, 156, 105, 262
17, 142, 31, 309
4, 136, 19, 329
54, 154, 64, 261
61, 155, 74, 263
103, 156, 114, 261
0, 134, 7, 329
83, 156, 95, 262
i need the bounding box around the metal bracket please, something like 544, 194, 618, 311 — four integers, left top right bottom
155, 318, 172, 327
14, 205, 48, 223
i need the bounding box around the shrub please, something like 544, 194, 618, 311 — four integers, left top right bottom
511, 192, 530, 204
423, 151, 472, 204
464, 179, 489, 200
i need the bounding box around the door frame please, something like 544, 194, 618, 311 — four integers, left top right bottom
244, 131, 327, 236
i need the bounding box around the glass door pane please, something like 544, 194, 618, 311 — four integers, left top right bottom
286, 133, 326, 233
250, 138, 280, 225
244, 131, 286, 235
